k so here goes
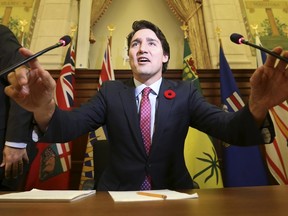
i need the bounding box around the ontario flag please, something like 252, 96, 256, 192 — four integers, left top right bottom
183, 38, 223, 188
25, 43, 76, 190
219, 41, 269, 187
79, 36, 114, 189
255, 34, 288, 184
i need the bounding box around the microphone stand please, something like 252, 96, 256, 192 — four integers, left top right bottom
241, 40, 288, 63
0, 42, 64, 77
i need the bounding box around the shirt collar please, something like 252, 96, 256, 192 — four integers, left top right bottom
134, 78, 162, 97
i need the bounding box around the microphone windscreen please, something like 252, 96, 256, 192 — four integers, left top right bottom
59, 35, 71, 46
230, 33, 244, 44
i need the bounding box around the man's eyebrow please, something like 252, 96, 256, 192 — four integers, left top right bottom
146, 37, 159, 43
131, 37, 159, 44
131, 38, 141, 44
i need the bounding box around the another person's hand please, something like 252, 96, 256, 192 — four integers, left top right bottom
5, 47, 56, 131
249, 47, 288, 124
0, 146, 29, 179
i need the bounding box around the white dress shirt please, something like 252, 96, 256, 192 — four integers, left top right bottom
134, 78, 162, 140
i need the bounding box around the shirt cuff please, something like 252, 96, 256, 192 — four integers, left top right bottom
32, 122, 44, 142
260, 115, 274, 144
5, 141, 27, 149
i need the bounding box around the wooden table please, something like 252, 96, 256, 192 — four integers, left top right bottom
1, 185, 287, 216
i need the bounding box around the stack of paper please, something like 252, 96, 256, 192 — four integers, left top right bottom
109, 189, 198, 202
0, 189, 95, 202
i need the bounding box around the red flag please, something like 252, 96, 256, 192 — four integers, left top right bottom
79, 36, 114, 189
98, 36, 114, 88
25, 44, 76, 190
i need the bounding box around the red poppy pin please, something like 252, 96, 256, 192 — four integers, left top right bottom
164, 89, 176, 99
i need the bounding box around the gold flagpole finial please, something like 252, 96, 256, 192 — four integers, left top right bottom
180, 23, 189, 39
19, 20, 28, 46
19, 19, 28, 33
70, 25, 78, 39
107, 24, 115, 37
250, 24, 259, 36
215, 27, 222, 39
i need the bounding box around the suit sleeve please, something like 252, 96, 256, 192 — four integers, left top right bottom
0, 25, 34, 143
186, 81, 275, 146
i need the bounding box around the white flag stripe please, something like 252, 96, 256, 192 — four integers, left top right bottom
56, 143, 63, 155
60, 157, 68, 172
226, 97, 238, 112
226, 92, 244, 112
56, 143, 70, 155
233, 92, 245, 107
64, 142, 70, 152
255, 32, 288, 184
267, 105, 288, 184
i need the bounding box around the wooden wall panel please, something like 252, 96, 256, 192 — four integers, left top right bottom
50, 68, 254, 189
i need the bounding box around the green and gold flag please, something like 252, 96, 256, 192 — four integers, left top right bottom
183, 38, 223, 188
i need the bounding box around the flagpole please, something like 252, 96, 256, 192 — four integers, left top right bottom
107, 24, 115, 36
70, 25, 78, 41
251, 24, 259, 37
215, 27, 222, 47
107, 24, 115, 46
19, 19, 28, 46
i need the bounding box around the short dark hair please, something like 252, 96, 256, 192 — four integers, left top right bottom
127, 20, 170, 73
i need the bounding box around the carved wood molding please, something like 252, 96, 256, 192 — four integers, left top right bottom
50, 68, 254, 107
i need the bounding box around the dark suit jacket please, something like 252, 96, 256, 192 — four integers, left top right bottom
41, 78, 274, 191
0, 25, 36, 190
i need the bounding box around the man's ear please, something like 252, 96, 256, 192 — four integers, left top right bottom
163, 54, 169, 63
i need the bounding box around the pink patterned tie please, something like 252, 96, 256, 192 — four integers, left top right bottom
140, 87, 152, 190
140, 87, 152, 154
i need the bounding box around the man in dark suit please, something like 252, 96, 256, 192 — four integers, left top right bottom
5, 20, 288, 191
0, 24, 36, 190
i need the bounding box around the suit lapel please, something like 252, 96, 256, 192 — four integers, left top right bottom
119, 79, 147, 155
151, 79, 175, 154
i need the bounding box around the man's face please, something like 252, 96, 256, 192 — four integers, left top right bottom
128, 29, 168, 84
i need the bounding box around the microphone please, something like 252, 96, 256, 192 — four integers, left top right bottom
230, 33, 288, 63
0, 35, 71, 77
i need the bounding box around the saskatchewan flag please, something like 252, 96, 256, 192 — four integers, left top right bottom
183, 38, 223, 188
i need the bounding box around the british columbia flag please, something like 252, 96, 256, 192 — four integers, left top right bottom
79, 36, 114, 189
255, 34, 288, 185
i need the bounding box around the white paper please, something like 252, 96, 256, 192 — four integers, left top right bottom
0, 189, 96, 202
109, 189, 198, 202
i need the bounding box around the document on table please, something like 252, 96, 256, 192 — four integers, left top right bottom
0, 189, 96, 202
109, 189, 198, 202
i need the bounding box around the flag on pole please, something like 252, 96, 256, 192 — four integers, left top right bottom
25, 43, 76, 190
255, 34, 288, 184
219, 41, 269, 187
79, 36, 114, 189
98, 36, 114, 88
183, 38, 223, 188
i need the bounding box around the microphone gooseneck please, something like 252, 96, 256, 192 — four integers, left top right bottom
230, 33, 288, 63
0, 35, 72, 77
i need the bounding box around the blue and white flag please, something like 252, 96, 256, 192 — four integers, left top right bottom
219, 44, 269, 187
